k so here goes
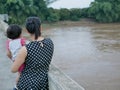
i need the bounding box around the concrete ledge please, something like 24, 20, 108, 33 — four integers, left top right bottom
0, 14, 8, 22
0, 19, 8, 31
49, 64, 85, 90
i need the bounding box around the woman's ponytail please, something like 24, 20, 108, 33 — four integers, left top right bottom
34, 21, 41, 40
26, 17, 41, 40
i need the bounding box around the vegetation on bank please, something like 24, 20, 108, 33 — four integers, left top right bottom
0, 0, 120, 24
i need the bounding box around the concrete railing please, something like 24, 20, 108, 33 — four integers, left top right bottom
0, 14, 8, 22
0, 19, 8, 31
49, 64, 85, 90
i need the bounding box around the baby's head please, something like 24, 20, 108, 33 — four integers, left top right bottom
6, 24, 22, 39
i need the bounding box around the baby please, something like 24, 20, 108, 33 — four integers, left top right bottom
6, 24, 26, 90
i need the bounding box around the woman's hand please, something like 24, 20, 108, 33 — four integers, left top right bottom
11, 46, 27, 73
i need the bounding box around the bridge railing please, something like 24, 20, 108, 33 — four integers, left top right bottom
49, 64, 85, 90
0, 14, 8, 22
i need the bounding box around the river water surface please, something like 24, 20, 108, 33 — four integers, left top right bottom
42, 24, 120, 90
0, 23, 120, 90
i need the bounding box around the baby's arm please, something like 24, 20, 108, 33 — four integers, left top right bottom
6, 39, 12, 59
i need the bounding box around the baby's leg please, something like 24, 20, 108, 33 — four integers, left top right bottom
13, 73, 20, 90
16, 72, 20, 84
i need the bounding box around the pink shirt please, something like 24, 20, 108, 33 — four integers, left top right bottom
6, 38, 26, 72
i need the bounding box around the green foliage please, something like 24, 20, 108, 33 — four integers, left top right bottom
47, 8, 60, 22
47, 13, 60, 22
1, 0, 120, 24
0, 0, 7, 13
0, 0, 51, 24
70, 16, 80, 21
81, 8, 89, 18
59, 8, 70, 20
45, 0, 57, 5
89, 0, 120, 22
70, 8, 81, 21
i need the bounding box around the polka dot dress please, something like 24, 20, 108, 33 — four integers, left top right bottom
17, 38, 54, 90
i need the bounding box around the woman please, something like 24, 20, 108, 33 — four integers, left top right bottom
11, 17, 54, 90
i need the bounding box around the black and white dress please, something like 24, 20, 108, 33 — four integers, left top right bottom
17, 38, 54, 90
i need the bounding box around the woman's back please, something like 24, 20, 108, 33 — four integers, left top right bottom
17, 38, 54, 90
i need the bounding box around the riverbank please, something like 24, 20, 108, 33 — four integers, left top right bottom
42, 19, 120, 30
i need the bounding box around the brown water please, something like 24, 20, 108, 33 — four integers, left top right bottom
0, 24, 120, 90
43, 24, 120, 90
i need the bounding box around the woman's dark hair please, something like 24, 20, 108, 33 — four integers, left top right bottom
6, 24, 22, 39
25, 16, 41, 40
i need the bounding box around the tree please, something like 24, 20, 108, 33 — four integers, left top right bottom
45, 0, 58, 5
59, 8, 70, 20
0, 0, 55, 24
88, 0, 120, 22
5, 0, 25, 23
0, 0, 7, 13
70, 8, 81, 21
47, 8, 60, 22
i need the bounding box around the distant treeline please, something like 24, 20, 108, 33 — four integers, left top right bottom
0, 0, 120, 24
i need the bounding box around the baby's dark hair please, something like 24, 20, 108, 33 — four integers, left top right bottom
6, 24, 22, 39
25, 16, 41, 40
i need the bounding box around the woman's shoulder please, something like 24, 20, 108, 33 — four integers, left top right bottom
44, 38, 53, 42
43, 38, 54, 48
25, 37, 53, 46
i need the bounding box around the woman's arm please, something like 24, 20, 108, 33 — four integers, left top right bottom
11, 46, 27, 73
